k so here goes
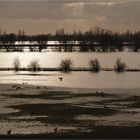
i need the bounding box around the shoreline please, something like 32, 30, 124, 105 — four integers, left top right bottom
0, 67, 140, 72
0, 83, 140, 138
0, 83, 140, 95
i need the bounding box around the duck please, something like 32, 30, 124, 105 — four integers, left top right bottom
54, 127, 57, 133
7, 129, 11, 135
59, 77, 63, 81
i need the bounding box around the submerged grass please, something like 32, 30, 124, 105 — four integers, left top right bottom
2, 90, 116, 100
7, 103, 119, 119
1, 87, 140, 139
94, 95, 140, 108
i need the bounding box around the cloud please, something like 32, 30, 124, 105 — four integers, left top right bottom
0, 0, 139, 34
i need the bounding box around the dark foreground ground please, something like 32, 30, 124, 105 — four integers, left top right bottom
0, 84, 140, 139
0, 126, 140, 139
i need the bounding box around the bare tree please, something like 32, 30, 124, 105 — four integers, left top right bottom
13, 57, 20, 72
60, 58, 73, 72
89, 59, 101, 72
28, 59, 40, 72
114, 58, 127, 72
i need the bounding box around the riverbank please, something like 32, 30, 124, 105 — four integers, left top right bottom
0, 67, 140, 72
0, 83, 140, 138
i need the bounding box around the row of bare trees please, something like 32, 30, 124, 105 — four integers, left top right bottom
13, 57, 127, 73
1, 27, 140, 52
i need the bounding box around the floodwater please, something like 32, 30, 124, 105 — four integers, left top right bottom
0, 51, 140, 89
0, 71, 140, 90
0, 51, 140, 137
0, 51, 140, 69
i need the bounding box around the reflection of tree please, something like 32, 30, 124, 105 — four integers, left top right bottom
114, 58, 127, 72
28, 60, 40, 72
13, 57, 20, 72
89, 59, 100, 72
60, 58, 73, 72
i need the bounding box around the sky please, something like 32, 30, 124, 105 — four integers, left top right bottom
0, 0, 140, 34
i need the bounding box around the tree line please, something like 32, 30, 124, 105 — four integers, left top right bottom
0, 27, 140, 52
13, 57, 127, 73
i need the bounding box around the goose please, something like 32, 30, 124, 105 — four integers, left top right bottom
54, 127, 57, 133
100, 92, 105, 97
59, 77, 63, 81
7, 129, 11, 135
103, 105, 108, 109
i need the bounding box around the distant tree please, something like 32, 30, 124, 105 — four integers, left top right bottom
89, 59, 101, 72
28, 60, 40, 72
13, 57, 20, 72
36, 35, 48, 52
114, 58, 127, 72
60, 58, 73, 72
77, 31, 89, 52
55, 28, 67, 52
133, 32, 140, 52
8, 33, 16, 51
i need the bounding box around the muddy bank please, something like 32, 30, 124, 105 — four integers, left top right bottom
0, 83, 139, 138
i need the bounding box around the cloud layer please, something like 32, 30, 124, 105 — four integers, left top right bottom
0, 0, 139, 34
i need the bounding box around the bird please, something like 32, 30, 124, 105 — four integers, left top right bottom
134, 95, 138, 98
12, 85, 17, 88
103, 105, 108, 109
59, 77, 63, 81
100, 92, 105, 97
7, 129, 11, 135
54, 127, 57, 133
95, 91, 99, 95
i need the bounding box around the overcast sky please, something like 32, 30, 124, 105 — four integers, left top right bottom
0, 0, 140, 34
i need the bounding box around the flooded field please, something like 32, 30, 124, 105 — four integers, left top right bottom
0, 84, 139, 138
0, 52, 140, 138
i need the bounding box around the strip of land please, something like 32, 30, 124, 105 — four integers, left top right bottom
0, 67, 140, 72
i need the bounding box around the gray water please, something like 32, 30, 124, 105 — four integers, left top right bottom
0, 51, 140, 89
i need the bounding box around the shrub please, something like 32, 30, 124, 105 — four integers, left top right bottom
89, 59, 101, 72
60, 58, 73, 72
28, 59, 40, 72
114, 58, 127, 72
13, 57, 20, 72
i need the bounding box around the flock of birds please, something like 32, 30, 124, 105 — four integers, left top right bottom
9, 77, 119, 136
12, 77, 63, 91
8, 77, 63, 135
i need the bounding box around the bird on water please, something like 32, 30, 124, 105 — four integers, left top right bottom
59, 77, 63, 81
7, 129, 11, 135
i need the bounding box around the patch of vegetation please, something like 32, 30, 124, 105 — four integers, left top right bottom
7, 103, 119, 125
28, 59, 40, 72
13, 57, 20, 72
89, 59, 101, 72
114, 58, 127, 72
94, 95, 140, 109
59, 58, 73, 72
3, 91, 116, 100
127, 101, 140, 108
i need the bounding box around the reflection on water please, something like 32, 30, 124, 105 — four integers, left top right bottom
0, 51, 140, 90
0, 52, 140, 136
0, 71, 140, 89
